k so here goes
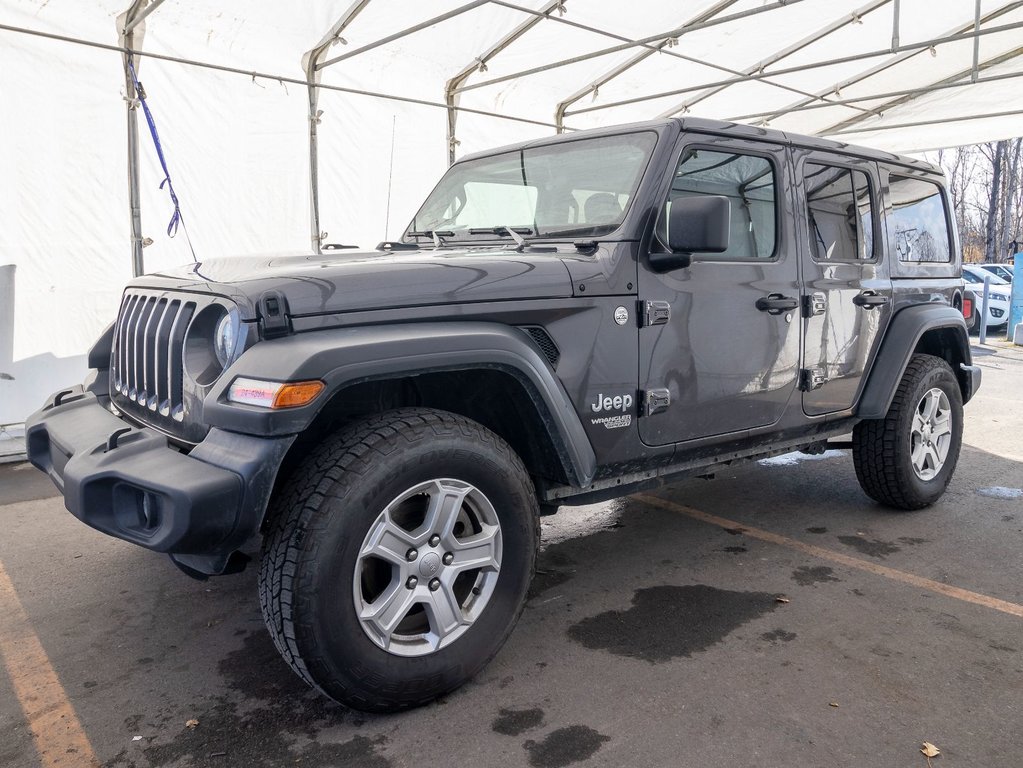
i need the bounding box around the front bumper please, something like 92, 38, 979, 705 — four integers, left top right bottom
25, 386, 294, 576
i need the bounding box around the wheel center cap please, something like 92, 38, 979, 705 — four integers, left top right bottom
419, 552, 442, 578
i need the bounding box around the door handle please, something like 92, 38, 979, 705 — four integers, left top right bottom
755, 294, 799, 314
852, 291, 889, 309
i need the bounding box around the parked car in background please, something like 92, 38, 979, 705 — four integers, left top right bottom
963, 265, 1010, 330
974, 263, 1014, 283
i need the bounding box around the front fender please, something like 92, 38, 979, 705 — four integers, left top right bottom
857, 305, 974, 419
203, 322, 597, 487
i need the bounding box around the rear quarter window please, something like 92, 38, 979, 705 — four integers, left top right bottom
888, 176, 952, 263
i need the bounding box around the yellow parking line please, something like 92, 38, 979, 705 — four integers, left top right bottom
637, 494, 1023, 619
0, 560, 99, 767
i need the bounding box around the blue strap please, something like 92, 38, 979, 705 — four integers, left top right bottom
127, 59, 196, 258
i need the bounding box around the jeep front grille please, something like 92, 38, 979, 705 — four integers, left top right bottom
111, 291, 195, 422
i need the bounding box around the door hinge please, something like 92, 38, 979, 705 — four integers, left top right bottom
639, 300, 671, 327
800, 368, 827, 391
802, 292, 826, 317
642, 388, 671, 416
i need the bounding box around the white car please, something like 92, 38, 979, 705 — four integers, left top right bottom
963, 265, 1011, 329
974, 263, 1014, 283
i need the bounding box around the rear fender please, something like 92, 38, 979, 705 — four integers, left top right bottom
857, 305, 975, 419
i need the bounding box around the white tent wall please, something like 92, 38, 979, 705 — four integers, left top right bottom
1, 8, 130, 424
2, 0, 1022, 429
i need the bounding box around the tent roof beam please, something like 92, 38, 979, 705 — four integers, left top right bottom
563, 15, 1023, 118
815, 45, 1023, 135
454, 0, 807, 95
752, 0, 1023, 126
825, 107, 1023, 137
445, 0, 566, 163
657, 0, 894, 120
552, 0, 741, 132
317, 0, 490, 70
725, 69, 1023, 123
121, 0, 165, 35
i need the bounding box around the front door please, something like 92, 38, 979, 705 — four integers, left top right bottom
638, 136, 801, 447
793, 150, 892, 416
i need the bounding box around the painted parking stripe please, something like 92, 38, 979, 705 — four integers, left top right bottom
637, 494, 1023, 620
0, 560, 99, 767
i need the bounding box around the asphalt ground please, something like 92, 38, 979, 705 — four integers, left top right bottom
1, 342, 1021, 768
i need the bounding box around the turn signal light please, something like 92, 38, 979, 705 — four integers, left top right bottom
227, 377, 325, 409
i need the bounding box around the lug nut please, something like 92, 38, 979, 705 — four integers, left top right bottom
442, 552, 454, 565
428, 534, 441, 547
429, 578, 441, 592
406, 548, 418, 562
406, 576, 418, 589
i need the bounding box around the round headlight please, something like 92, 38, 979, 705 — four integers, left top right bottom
214, 311, 238, 367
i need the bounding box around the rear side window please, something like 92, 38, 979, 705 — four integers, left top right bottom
888, 176, 951, 263
660, 148, 777, 260
804, 163, 875, 261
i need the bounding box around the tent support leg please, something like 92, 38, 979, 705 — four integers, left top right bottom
303, 0, 373, 252
117, 0, 152, 277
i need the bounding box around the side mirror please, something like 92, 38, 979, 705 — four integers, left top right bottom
650, 195, 731, 272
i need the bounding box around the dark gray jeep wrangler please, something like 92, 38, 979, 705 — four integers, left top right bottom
27, 118, 980, 711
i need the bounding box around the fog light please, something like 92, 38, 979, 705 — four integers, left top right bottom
227, 377, 325, 409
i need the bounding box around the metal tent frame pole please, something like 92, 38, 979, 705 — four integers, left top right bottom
750, 1, 1023, 127
561, 10, 1023, 120
656, 0, 894, 120
445, 0, 566, 164
553, 0, 740, 133
301, 0, 372, 254
116, 0, 165, 277
453, 0, 807, 96
816, 45, 1023, 136
725, 69, 1023, 124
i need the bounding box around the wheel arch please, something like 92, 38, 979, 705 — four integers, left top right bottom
857, 305, 975, 419
204, 322, 597, 494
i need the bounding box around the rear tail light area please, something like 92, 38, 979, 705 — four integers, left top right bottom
962, 296, 973, 320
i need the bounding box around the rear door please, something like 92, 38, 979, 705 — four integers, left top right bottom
792, 150, 891, 415
638, 135, 801, 446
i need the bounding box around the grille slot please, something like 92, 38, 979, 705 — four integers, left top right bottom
112, 291, 195, 423
520, 326, 560, 368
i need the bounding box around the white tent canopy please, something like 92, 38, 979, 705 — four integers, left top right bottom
2, 0, 1022, 425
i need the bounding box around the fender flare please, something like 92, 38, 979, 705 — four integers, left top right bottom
203, 322, 597, 487
857, 305, 973, 419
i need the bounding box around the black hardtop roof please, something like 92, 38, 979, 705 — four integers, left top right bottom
458, 117, 942, 177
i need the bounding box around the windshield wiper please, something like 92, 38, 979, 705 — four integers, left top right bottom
468, 226, 533, 238
408, 229, 454, 248
468, 226, 533, 250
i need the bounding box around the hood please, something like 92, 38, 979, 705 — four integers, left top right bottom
131, 247, 575, 320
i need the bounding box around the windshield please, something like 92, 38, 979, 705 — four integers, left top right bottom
408, 132, 657, 241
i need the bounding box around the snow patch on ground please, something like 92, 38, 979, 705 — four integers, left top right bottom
540, 500, 624, 548
758, 449, 847, 467
977, 486, 1023, 500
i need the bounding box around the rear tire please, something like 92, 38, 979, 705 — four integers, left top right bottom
258, 408, 539, 712
852, 354, 963, 510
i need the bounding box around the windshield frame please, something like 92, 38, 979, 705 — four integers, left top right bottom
403, 129, 661, 245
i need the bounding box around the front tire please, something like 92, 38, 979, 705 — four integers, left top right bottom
258, 408, 539, 712
852, 354, 963, 510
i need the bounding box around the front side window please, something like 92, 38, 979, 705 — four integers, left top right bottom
889, 176, 951, 263
409, 132, 656, 240
658, 148, 777, 260
804, 163, 875, 261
